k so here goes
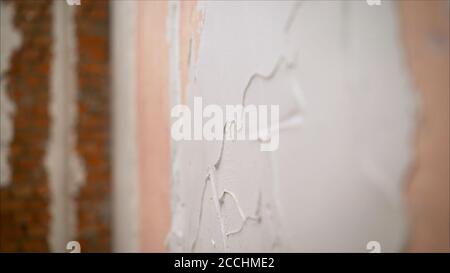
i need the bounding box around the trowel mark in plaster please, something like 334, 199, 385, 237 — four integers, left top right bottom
240, 57, 305, 249
174, 2, 416, 252
191, 166, 227, 251
284, 1, 302, 32
180, 3, 306, 251
207, 167, 228, 248
241, 53, 305, 133
190, 123, 247, 250
190, 120, 260, 249
253, 57, 310, 236
191, 167, 262, 249
166, 1, 207, 251
190, 123, 235, 250
219, 190, 262, 236
191, 56, 305, 250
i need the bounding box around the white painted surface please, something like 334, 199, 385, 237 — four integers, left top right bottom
0, 1, 22, 188
111, 0, 139, 252
46, 0, 85, 252
168, 1, 417, 252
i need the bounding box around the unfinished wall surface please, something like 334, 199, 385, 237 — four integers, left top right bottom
166, 1, 418, 252
0, 0, 53, 252
74, 0, 111, 252
0, 0, 111, 252
0, 0, 52, 252
2, 0, 447, 253
46, 0, 83, 252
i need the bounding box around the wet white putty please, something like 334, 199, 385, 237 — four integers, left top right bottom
46, 0, 86, 252
0, 1, 22, 188
167, 1, 418, 252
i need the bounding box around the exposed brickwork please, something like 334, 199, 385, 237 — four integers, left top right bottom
0, 0, 52, 252
74, 0, 111, 252
0, 0, 111, 252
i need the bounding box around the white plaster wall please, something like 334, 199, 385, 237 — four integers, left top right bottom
111, 0, 139, 252
167, 1, 417, 252
46, 0, 85, 252
0, 1, 22, 188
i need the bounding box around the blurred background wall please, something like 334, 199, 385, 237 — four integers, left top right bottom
1, 0, 110, 252
0, 0, 448, 252
399, 0, 449, 252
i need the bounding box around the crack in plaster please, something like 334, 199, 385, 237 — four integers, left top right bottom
190, 53, 304, 250
170, 1, 418, 252
190, 166, 227, 251
172, 3, 311, 251
219, 190, 262, 236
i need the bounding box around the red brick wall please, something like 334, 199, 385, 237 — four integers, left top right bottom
0, 0, 52, 252
75, 0, 111, 252
0, 0, 111, 252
